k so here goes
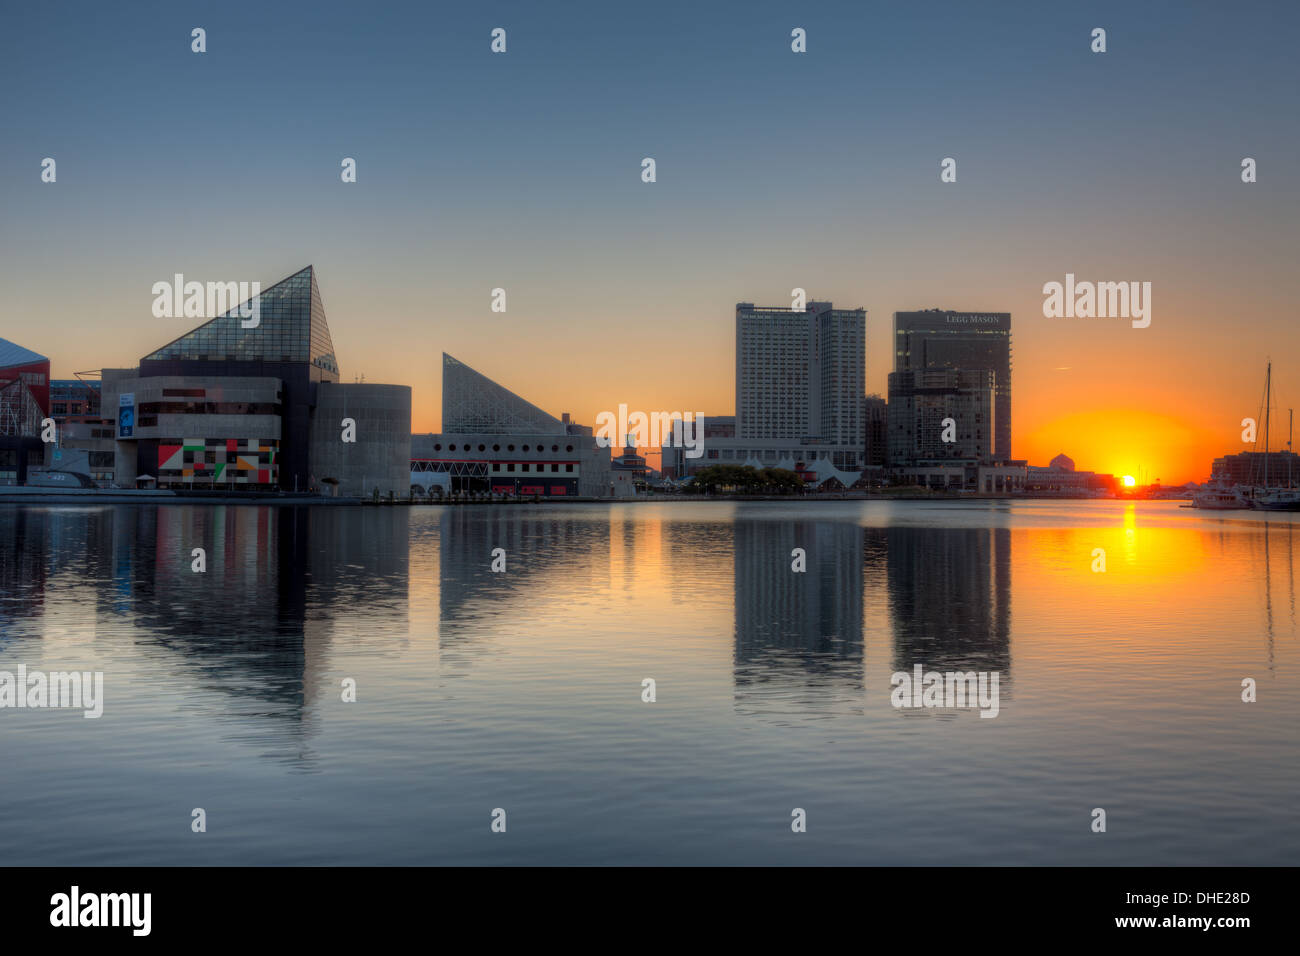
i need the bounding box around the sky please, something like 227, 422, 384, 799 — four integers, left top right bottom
2, 0, 1297, 484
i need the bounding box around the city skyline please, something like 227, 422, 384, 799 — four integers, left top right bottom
5, 1, 1298, 485
8, 269, 1298, 486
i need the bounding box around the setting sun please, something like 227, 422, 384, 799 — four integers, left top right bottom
1122, 475, 1137, 488
1021, 408, 1220, 486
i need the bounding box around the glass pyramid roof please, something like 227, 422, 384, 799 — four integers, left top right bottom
442, 353, 565, 434
142, 266, 339, 377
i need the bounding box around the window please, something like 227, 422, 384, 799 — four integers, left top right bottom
551, 464, 558, 472
507, 464, 515, 472
565, 464, 573, 473
522, 464, 529, 472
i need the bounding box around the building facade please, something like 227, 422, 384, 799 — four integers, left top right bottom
1212, 451, 1300, 487
99, 371, 283, 487
49, 378, 101, 421
411, 353, 614, 497
887, 368, 996, 465
660, 436, 865, 489
307, 382, 411, 495
894, 310, 1011, 461
890, 461, 1027, 493
863, 394, 887, 469
411, 431, 609, 497
735, 301, 865, 469
90, 265, 409, 495
133, 265, 339, 491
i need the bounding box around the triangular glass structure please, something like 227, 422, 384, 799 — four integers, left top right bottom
143, 266, 339, 377
442, 353, 565, 434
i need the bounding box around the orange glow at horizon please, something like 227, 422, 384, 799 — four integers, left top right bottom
409, 403, 1225, 485
1021, 408, 1220, 487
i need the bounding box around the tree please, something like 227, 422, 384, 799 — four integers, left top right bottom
690, 464, 804, 495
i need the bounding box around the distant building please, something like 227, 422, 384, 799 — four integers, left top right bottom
0, 338, 50, 422
1025, 465, 1116, 494
1212, 451, 1300, 487
442, 352, 566, 435
703, 415, 735, 439
1023, 453, 1115, 493
611, 441, 648, 489
49, 378, 100, 421
659, 436, 864, 489
894, 310, 1012, 460
863, 395, 887, 469
735, 300, 865, 469
890, 460, 1027, 494
560, 411, 593, 438
411, 354, 614, 497
0, 337, 50, 484
40, 378, 111, 483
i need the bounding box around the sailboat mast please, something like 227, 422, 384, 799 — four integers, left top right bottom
1264, 362, 1271, 492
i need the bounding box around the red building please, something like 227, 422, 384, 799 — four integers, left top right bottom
1, 337, 51, 484
0, 337, 51, 433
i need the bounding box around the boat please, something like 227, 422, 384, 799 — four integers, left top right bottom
1247, 365, 1300, 510
1195, 362, 1298, 511
1253, 490, 1300, 511
1193, 485, 1252, 510
1251, 402, 1300, 510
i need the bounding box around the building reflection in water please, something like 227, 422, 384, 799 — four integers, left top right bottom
886, 526, 1012, 678
0, 508, 52, 637
134, 506, 410, 766
732, 518, 866, 717
6, 502, 1300, 758
435, 506, 612, 675
0, 504, 411, 768
729, 518, 1014, 717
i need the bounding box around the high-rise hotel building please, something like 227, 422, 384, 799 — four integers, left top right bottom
735, 301, 865, 469
893, 310, 1011, 461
